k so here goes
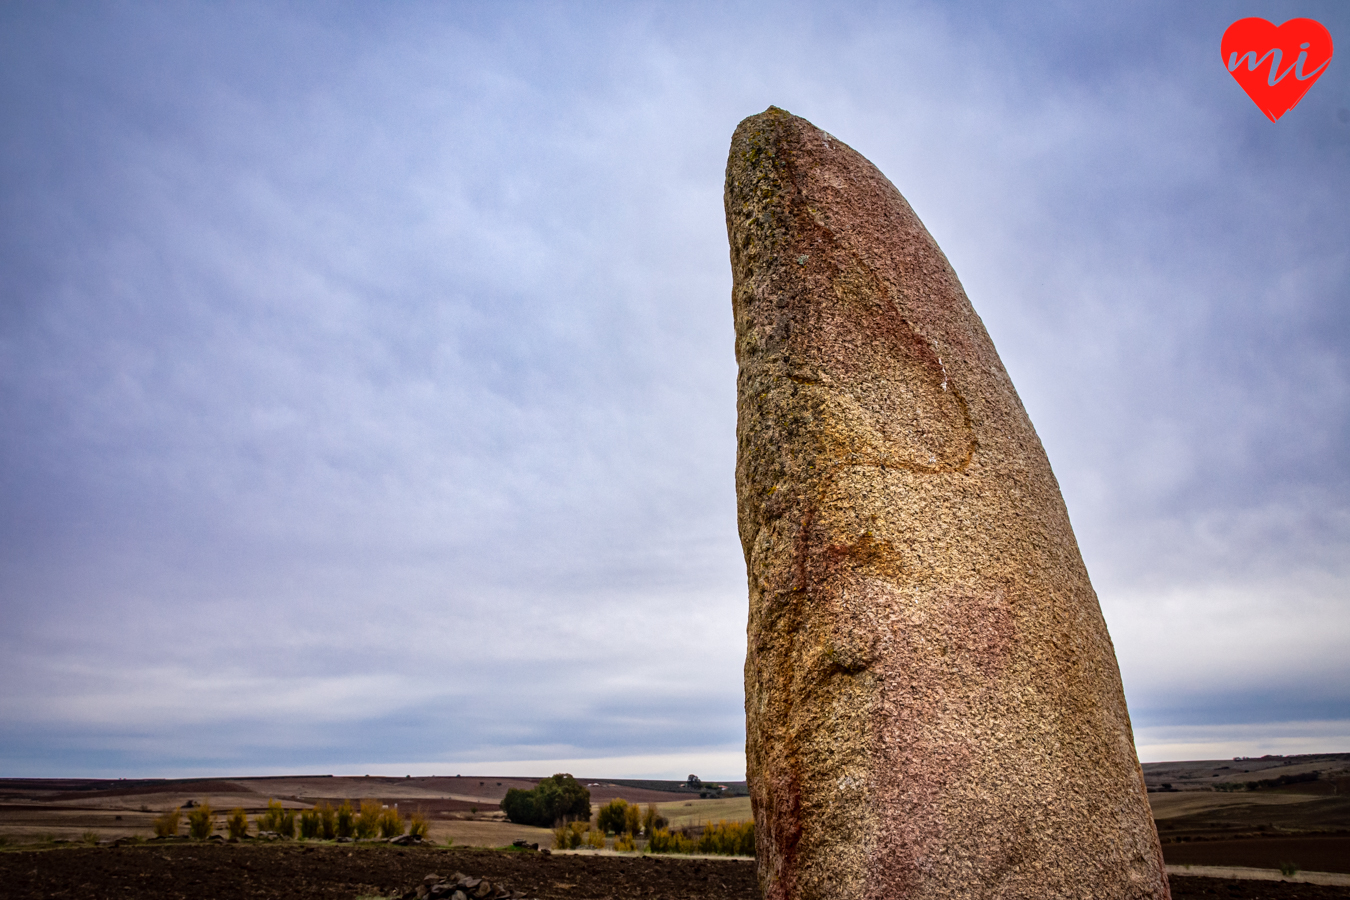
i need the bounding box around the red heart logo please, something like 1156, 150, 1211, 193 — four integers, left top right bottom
1222, 18, 1334, 121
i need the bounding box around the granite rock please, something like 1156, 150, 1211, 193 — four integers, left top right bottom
726, 107, 1169, 900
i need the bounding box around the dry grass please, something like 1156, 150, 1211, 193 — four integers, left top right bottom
656, 797, 752, 829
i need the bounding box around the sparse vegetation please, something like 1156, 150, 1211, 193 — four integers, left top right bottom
152, 807, 181, 838
646, 827, 696, 854
257, 800, 296, 838
355, 799, 382, 839
647, 820, 754, 856
1279, 861, 1299, 877
501, 773, 591, 827
698, 819, 755, 856
187, 802, 215, 840
226, 808, 249, 840
81, 831, 99, 845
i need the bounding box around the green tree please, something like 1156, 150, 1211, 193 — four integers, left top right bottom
642, 803, 667, 836
596, 798, 630, 835
298, 808, 321, 839
317, 802, 337, 840
501, 773, 591, 827
335, 800, 355, 838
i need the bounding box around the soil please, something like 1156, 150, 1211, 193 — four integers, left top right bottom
0, 844, 1347, 900
1163, 835, 1350, 873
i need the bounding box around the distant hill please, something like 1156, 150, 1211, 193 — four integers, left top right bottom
1142, 752, 1350, 793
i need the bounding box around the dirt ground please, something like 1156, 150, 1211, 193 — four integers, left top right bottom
1162, 835, 1350, 874
0, 844, 1348, 900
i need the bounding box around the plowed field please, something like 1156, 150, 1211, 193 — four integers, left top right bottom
0, 844, 1347, 900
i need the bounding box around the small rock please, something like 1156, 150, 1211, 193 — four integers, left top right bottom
472, 881, 493, 900
451, 892, 467, 900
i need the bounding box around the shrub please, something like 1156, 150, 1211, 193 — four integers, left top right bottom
152, 807, 181, 838
298, 809, 321, 840
336, 801, 355, 839
642, 803, 667, 836
645, 827, 697, 854
596, 799, 631, 835
257, 800, 296, 838
1280, 861, 1300, 877
226, 809, 249, 841
82, 831, 100, 845
317, 802, 337, 840
408, 810, 429, 840
646, 820, 753, 856
501, 773, 591, 827
552, 820, 586, 850
377, 806, 404, 839
698, 820, 755, 856
586, 826, 606, 850
355, 799, 382, 839
187, 802, 215, 840
614, 832, 637, 852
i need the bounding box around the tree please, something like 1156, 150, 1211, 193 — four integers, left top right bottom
501, 773, 591, 827
596, 798, 630, 834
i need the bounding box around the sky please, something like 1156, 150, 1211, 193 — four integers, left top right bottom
1, 1, 1348, 780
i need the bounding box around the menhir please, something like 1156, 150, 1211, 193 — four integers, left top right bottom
726, 107, 1169, 900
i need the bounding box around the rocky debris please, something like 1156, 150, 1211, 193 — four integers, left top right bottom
726, 106, 1168, 900
388, 834, 423, 845
404, 871, 534, 900
509, 840, 539, 850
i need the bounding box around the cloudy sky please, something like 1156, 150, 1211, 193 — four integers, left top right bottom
2, 1, 1347, 780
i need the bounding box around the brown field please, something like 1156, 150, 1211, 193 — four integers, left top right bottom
0, 775, 552, 849
1163, 836, 1350, 874
0, 844, 1346, 900
3, 759, 1350, 893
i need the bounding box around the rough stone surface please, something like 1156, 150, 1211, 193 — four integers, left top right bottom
726, 107, 1169, 900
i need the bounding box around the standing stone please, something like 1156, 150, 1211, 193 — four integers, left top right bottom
726, 107, 1168, 900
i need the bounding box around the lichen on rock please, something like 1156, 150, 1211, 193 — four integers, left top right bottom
726, 107, 1169, 900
